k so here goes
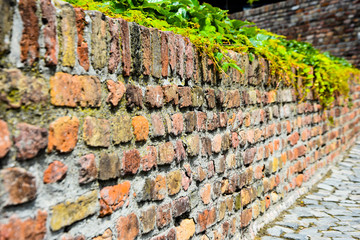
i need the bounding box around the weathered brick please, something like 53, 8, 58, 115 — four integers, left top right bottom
41, 0, 58, 66
99, 181, 130, 217
98, 152, 120, 180
59, 2, 76, 67
156, 203, 172, 229
145, 85, 164, 108
108, 18, 121, 73
176, 35, 185, 78
121, 149, 140, 175
182, 169, 192, 191
153, 175, 167, 200
185, 40, 194, 79
176, 219, 195, 240
191, 86, 204, 107
132, 116, 149, 141
221, 133, 231, 152
50, 190, 98, 231
200, 184, 212, 205
161, 31, 169, 77
185, 134, 200, 156
116, 213, 139, 240
50, 73, 102, 107
112, 114, 133, 144
220, 112, 228, 128
129, 22, 142, 75
161, 85, 178, 105
197, 112, 207, 131
158, 142, 175, 165
0, 167, 36, 206
140, 205, 156, 233
207, 113, 219, 131
184, 111, 196, 133
224, 90, 240, 108
0, 119, 10, 158
126, 84, 143, 109
151, 28, 162, 78
240, 208, 252, 228
151, 228, 177, 240
83, 117, 110, 147
106, 80, 126, 106
0, 210, 47, 240
19, 0, 40, 65
151, 113, 166, 137
175, 140, 186, 162
201, 137, 212, 157
171, 113, 183, 136
197, 207, 216, 233
78, 154, 97, 184
173, 196, 190, 217
48, 116, 79, 153
0, 0, 14, 56
167, 170, 182, 195
119, 18, 131, 76
14, 123, 47, 160
141, 146, 157, 172
43, 161, 67, 184
288, 132, 300, 146
92, 228, 112, 240
178, 87, 192, 108
140, 26, 151, 75
244, 147, 256, 165
205, 88, 216, 109
212, 134, 222, 153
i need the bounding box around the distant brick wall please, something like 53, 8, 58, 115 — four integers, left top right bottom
231, 0, 360, 68
0, 0, 360, 239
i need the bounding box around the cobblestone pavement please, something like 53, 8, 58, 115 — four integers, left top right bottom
257, 141, 360, 240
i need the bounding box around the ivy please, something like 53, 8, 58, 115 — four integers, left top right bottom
66, 0, 360, 108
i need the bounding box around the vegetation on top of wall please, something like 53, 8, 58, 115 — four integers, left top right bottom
66, 0, 359, 107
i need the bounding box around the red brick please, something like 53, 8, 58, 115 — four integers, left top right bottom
83, 117, 111, 147
50, 73, 102, 107
224, 90, 240, 108
185, 40, 194, 79
200, 184, 212, 205
288, 132, 299, 146
121, 149, 140, 175
100, 181, 131, 217
43, 161, 68, 184
207, 113, 219, 131
156, 203, 172, 229
0, 210, 47, 240
41, 0, 58, 66
145, 86, 164, 108
175, 140, 186, 162
116, 213, 139, 240
132, 116, 149, 141
182, 169, 192, 191
0, 167, 37, 206
19, 0, 39, 65
244, 147, 256, 165
255, 165, 264, 179
178, 87, 192, 108
172, 196, 190, 217
119, 18, 131, 76
47, 116, 79, 153
158, 142, 175, 165
151, 113, 166, 137
78, 154, 97, 184
108, 18, 121, 73
74, 8, 89, 71
197, 207, 216, 233
197, 112, 207, 131
0, 120, 11, 158
161, 31, 169, 77
106, 80, 126, 106
171, 113, 183, 136
141, 146, 157, 172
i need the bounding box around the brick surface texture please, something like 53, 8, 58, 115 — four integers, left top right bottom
0, 1, 360, 239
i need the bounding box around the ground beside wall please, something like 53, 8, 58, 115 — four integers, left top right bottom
230, 0, 360, 68
0, 0, 360, 239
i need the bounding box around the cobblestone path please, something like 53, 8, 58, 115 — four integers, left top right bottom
257, 141, 360, 240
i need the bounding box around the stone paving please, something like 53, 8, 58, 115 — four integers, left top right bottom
258, 141, 360, 240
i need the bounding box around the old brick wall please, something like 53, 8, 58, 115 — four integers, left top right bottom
0, 0, 360, 239
230, 0, 360, 68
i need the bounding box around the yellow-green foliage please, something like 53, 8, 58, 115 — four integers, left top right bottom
66, 0, 360, 107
